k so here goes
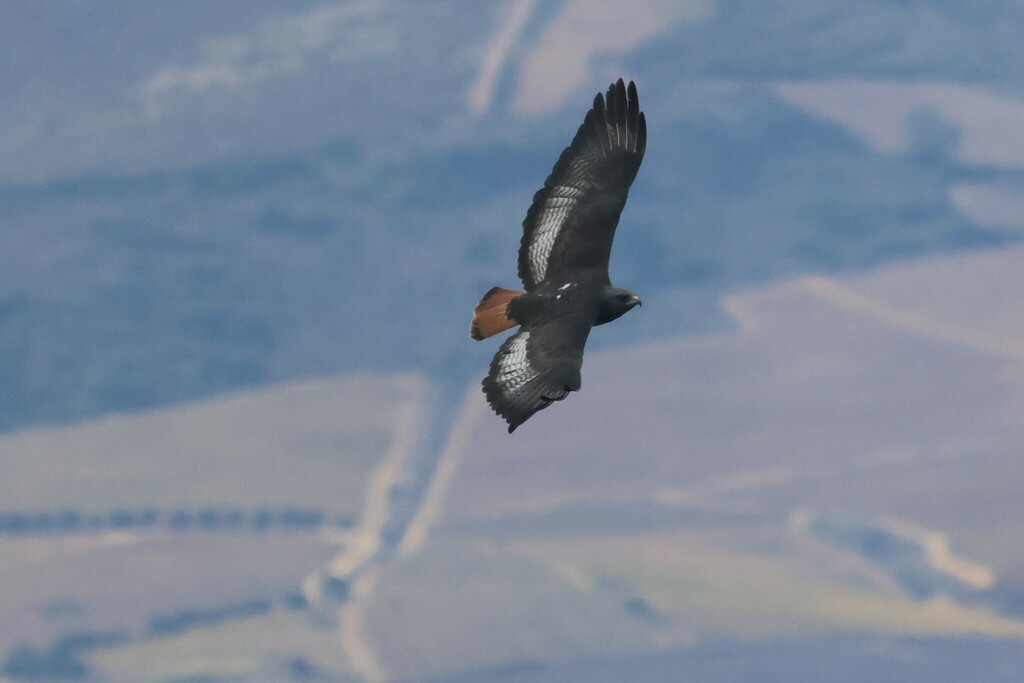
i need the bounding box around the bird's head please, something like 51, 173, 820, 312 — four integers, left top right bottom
598, 286, 642, 324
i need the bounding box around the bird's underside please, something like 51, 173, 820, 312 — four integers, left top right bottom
472, 79, 647, 432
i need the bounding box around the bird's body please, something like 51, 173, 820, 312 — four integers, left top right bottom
472, 79, 647, 432
509, 274, 637, 330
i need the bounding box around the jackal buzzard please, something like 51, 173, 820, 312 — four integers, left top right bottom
471, 79, 647, 432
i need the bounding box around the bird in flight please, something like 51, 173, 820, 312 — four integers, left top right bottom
471, 79, 647, 432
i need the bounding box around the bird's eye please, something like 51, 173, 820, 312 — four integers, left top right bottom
618, 294, 630, 301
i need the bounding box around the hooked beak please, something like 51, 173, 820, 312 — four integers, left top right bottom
631, 295, 642, 307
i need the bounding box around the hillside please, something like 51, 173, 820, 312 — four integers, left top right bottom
3, 0, 1022, 431
366, 243, 1024, 681
0, 373, 423, 681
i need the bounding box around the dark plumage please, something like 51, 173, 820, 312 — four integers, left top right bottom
472, 79, 647, 432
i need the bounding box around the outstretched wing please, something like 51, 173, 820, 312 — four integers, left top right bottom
518, 79, 647, 290
482, 309, 595, 433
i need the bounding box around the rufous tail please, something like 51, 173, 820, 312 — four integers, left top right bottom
471, 287, 523, 340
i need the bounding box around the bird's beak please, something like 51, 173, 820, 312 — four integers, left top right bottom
632, 295, 642, 307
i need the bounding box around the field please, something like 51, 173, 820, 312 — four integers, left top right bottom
0, 373, 423, 680
366, 245, 1024, 681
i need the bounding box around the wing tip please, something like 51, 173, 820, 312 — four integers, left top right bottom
480, 374, 526, 433
637, 110, 647, 154
596, 78, 643, 152
481, 373, 573, 434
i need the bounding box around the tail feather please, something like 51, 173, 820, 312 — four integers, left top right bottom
471, 287, 523, 340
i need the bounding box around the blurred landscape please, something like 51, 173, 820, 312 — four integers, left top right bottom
2, 1, 1024, 681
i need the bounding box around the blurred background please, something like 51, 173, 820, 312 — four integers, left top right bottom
2, 1, 1024, 680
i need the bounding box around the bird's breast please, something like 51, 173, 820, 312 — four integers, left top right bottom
509, 283, 598, 327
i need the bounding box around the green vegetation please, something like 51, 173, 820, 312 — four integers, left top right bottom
91, 610, 359, 683
2, 632, 126, 681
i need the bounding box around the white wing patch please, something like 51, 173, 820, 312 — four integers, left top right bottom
495, 331, 536, 396
526, 185, 583, 283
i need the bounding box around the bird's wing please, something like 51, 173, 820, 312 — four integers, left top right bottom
518, 79, 647, 290
482, 307, 595, 432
